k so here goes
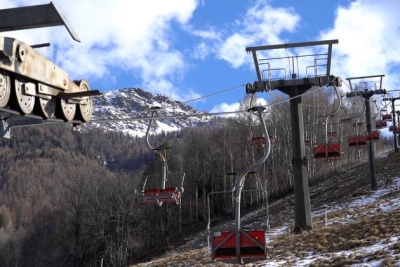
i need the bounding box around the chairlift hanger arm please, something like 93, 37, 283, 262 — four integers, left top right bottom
235, 106, 271, 191
145, 110, 157, 151
325, 85, 341, 124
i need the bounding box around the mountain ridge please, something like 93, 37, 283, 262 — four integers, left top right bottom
85, 87, 212, 137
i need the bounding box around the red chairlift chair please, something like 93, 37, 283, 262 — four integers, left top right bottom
313, 85, 343, 160
327, 131, 338, 138
212, 229, 267, 261
382, 114, 392, 121
251, 136, 275, 146
389, 125, 398, 132
340, 117, 353, 123
139, 106, 185, 206
348, 135, 367, 147
209, 106, 271, 265
313, 143, 342, 159
375, 120, 387, 129
141, 187, 182, 205
366, 131, 380, 142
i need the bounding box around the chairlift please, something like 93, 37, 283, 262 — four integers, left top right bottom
339, 101, 353, 124
251, 136, 275, 146
348, 135, 367, 147
313, 143, 341, 159
313, 85, 342, 160
138, 106, 185, 206
304, 128, 312, 147
382, 109, 392, 121
340, 117, 353, 123
375, 120, 387, 129
382, 114, 392, 121
389, 125, 398, 132
207, 106, 272, 265
366, 130, 380, 142
347, 129, 379, 147
327, 131, 338, 138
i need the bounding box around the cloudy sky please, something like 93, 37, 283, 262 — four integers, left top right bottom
2, 0, 400, 113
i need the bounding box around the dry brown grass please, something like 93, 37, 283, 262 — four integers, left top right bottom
132, 152, 400, 266
270, 208, 400, 266
134, 208, 399, 266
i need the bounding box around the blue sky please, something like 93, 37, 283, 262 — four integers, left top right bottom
3, 0, 400, 113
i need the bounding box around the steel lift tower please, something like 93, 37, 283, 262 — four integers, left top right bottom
383, 93, 400, 153
346, 75, 386, 191
245, 40, 341, 233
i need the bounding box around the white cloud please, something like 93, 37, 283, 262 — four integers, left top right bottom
217, 0, 301, 69
2, 0, 198, 97
253, 97, 268, 106
210, 102, 241, 117
192, 42, 210, 60
320, 0, 400, 91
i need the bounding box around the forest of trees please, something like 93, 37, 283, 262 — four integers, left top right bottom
0, 89, 395, 266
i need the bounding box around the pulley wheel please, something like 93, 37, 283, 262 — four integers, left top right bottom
14, 77, 35, 114
58, 98, 76, 121
38, 97, 56, 119
0, 70, 10, 107
75, 80, 93, 122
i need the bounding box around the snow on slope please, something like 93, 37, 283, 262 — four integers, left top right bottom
85, 88, 212, 137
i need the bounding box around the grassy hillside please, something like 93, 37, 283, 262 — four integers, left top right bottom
133, 150, 400, 266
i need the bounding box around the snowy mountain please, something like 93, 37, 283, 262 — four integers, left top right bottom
85, 88, 212, 137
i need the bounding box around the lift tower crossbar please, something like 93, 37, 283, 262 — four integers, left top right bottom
246, 39, 341, 234
346, 75, 386, 191
0, 2, 80, 42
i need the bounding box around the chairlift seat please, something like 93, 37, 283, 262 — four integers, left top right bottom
141, 188, 181, 204
211, 229, 267, 260
367, 131, 380, 141
348, 135, 367, 147
313, 143, 341, 159
327, 131, 338, 138
375, 120, 387, 128
160, 187, 182, 202
389, 126, 398, 132
382, 114, 392, 121
354, 122, 364, 127
251, 137, 265, 146
144, 189, 161, 195
340, 118, 353, 123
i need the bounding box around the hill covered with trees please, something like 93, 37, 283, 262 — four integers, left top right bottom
0, 90, 394, 266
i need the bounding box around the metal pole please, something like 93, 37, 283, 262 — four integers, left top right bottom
364, 96, 377, 190
391, 100, 398, 153
286, 86, 312, 233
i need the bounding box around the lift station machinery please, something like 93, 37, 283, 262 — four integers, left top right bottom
0, 2, 101, 138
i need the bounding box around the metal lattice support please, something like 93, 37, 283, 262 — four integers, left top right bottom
382, 94, 400, 153
346, 75, 387, 191
246, 39, 342, 233
0, 115, 10, 138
